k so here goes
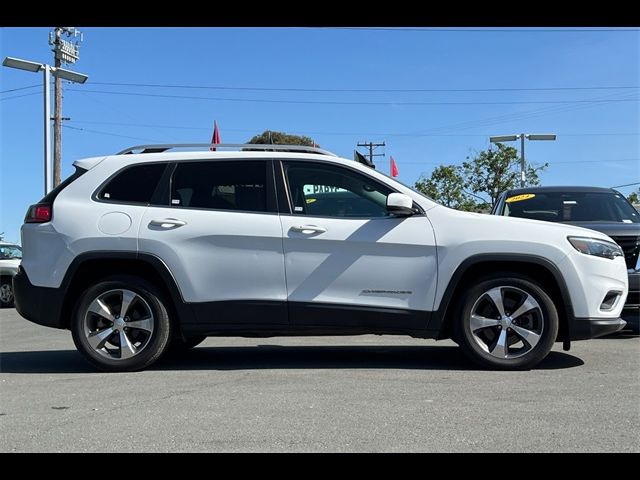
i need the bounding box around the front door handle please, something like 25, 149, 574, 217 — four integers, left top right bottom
290, 225, 327, 234
149, 218, 187, 229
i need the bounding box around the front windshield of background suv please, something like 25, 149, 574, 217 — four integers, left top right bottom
503, 191, 640, 223
0, 245, 22, 259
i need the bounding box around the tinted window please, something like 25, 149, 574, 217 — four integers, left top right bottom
171, 161, 267, 212
99, 163, 166, 204
503, 191, 640, 223
284, 162, 392, 218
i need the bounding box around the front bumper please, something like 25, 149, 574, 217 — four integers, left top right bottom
570, 317, 627, 340
13, 266, 65, 329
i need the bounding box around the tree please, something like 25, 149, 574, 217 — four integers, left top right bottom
247, 130, 316, 146
414, 165, 476, 210
627, 189, 639, 205
463, 143, 548, 208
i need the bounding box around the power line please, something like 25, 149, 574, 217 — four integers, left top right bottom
62, 124, 162, 143
611, 182, 640, 188
0, 84, 40, 94
65, 120, 640, 138
89, 81, 640, 93
67, 89, 639, 106
0, 91, 41, 101
403, 91, 637, 135
322, 27, 640, 33
59, 125, 640, 167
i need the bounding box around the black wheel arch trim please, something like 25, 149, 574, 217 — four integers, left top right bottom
59, 250, 197, 327
428, 253, 575, 342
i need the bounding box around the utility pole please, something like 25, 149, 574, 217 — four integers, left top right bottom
49, 27, 83, 187
53, 27, 62, 187
357, 141, 386, 165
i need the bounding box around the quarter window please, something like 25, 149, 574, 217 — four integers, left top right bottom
284, 162, 393, 218
99, 163, 167, 204
171, 161, 267, 212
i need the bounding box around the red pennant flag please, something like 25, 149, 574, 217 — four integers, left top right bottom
390, 156, 399, 177
210, 121, 221, 151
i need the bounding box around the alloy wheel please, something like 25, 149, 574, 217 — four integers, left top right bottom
469, 286, 544, 360
83, 289, 155, 360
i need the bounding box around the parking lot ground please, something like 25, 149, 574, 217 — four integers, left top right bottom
1, 307, 639, 452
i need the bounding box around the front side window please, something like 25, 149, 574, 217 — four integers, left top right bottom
99, 163, 167, 204
284, 162, 393, 218
171, 161, 267, 212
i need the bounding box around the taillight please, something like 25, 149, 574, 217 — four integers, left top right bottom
25, 204, 52, 223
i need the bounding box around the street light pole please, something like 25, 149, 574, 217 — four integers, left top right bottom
43, 64, 52, 193
3, 56, 87, 196
520, 133, 526, 187
489, 133, 556, 188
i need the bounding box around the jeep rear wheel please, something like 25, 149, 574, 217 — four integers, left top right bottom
71, 276, 172, 372
454, 275, 559, 370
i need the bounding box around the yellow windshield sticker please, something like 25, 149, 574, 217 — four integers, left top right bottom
506, 193, 536, 203
306, 198, 317, 204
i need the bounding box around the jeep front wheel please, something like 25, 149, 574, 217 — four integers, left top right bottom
454, 275, 559, 370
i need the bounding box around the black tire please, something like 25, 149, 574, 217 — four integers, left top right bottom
0, 277, 14, 308
71, 276, 172, 372
453, 273, 559, 370
168, 335, 207, 352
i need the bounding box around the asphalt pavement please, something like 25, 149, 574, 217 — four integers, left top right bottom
1, 307, 638, 452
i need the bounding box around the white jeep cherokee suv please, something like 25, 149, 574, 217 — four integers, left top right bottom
13, 144, 628, 371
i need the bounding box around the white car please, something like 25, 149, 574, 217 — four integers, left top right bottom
13, 144, 628, 371
0, 242, 22, 307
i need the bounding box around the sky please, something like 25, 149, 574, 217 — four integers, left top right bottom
1, 27, 638, 243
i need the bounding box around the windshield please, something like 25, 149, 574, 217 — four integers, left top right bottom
0, 245, 22, 260
502, 191, 640, 223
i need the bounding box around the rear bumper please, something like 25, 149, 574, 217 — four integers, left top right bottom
13, 266, 65, 329
570, 317, 627, 340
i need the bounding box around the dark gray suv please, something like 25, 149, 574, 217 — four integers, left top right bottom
492, 186, 639, 333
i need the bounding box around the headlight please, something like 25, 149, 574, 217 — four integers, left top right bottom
567, 236, 624, 260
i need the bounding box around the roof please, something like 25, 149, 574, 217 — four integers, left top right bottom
503, 186, 616, 196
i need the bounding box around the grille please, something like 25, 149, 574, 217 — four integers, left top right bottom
626, 290, 640, 307
610, 235, 640, 270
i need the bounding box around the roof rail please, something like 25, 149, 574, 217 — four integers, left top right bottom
116, 143, 337, 157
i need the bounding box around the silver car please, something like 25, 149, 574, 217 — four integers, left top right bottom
0, 242, 22, 307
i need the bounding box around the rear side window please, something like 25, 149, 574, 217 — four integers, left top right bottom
171, 161, 267, 212
98, 163, 167, 204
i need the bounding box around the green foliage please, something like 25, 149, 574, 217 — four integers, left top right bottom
463, 143, 548, 207
247, 131, 316, 147
414, 143, 549, 211
414, 165, 476, 210
627, 189, 639, 204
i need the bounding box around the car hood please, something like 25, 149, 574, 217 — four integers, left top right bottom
0, 258, 20, 271
432, 205, 615, 241
564, 221, 640, 237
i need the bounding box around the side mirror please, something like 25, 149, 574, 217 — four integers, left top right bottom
386, 193, 415, 216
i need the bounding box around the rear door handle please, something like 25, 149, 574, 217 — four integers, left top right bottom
290, 225, 327, 234
149, 218, 187, 229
